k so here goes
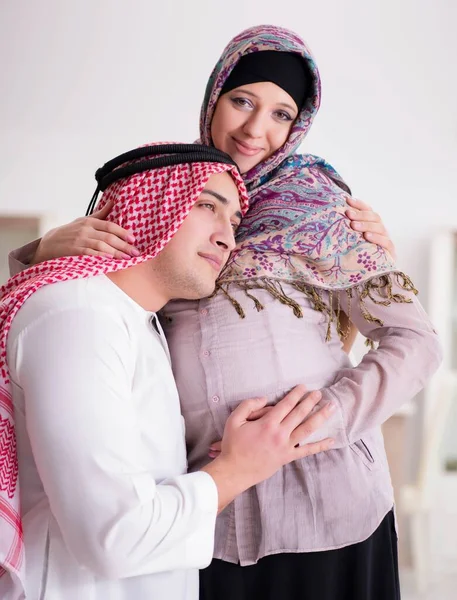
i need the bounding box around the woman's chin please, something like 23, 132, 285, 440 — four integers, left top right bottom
235, 155, 262, 175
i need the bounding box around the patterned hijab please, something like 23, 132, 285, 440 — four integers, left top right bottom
200, 25, 416, 333
0, 143, 248, 595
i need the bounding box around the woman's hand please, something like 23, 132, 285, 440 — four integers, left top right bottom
342, 197, 396, 353
345, 197, 396, 260
32, 201, 140, 264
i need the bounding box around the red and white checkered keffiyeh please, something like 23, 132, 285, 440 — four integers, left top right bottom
0, 144, 248, 596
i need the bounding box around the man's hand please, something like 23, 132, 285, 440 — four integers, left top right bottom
202, 385, 335, 512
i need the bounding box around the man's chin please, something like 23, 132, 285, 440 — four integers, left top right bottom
195, 280, 217, 300
176, 279, 217, 301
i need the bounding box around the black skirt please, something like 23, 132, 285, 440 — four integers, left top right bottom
200, 510, 400, 600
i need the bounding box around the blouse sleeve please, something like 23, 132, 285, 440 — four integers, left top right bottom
304, 275, 442, 447
8, 239, 41, 276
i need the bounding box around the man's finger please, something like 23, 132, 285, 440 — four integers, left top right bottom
294, 437, 335, 460
265, 384, 308, 423
229, 397, 268, 427
247, 406, 273, 421
280, 390, 323, 432
289, 401, 337, 445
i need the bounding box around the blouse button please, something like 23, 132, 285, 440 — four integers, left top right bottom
203, 350, 210, 357
200, 308, 208, 316
212, 395, 220, 403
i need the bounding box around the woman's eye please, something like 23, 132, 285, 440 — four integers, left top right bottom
232, 97, 252, 109
201, 203, 215, 211
275, 110, 293, 122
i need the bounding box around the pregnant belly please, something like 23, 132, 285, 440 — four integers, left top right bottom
162, 288, 352, 471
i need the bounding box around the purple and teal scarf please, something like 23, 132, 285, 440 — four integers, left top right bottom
200, 25, 416, 338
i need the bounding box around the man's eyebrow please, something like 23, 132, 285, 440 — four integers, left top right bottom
201, 189, 243, 220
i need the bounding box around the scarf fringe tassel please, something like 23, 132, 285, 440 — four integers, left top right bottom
213, 272, 418, 347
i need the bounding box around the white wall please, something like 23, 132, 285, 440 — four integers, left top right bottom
2, 0, 456, 295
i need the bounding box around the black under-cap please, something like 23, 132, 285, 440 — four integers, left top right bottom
220, 50, 312, 110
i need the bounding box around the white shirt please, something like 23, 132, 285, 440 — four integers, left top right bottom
3, 275, 218, 600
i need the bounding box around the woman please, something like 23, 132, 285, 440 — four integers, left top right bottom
10, 25, 441, 600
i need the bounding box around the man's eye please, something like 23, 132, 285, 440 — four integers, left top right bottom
201, 203, 215, 211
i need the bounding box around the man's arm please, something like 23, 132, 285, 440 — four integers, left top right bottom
11, 305, 219, 579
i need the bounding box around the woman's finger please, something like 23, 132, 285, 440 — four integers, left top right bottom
346, 208, 381, 223
75, 248, 115, 259
88, 230, 140, 257
209, 441, 222, 452
86, 217, 136, 244
364, 233, 396, 257
346, 197, 372, 211
350, 221, 386, 235
91, 200, 114, 220
81, 241, 131, 260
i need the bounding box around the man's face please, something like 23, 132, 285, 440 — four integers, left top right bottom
151, 171, 243, 300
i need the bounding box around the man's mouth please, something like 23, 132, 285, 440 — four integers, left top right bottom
198, 253, 223, 272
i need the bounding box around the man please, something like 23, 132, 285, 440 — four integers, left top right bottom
0, 144, 333, 599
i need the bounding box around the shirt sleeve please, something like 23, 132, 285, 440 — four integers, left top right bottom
9, 305, 218, 579
303, 276, 443, 447
8, 239, 41, 276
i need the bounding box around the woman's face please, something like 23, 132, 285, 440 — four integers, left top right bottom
210, 82, 299, 174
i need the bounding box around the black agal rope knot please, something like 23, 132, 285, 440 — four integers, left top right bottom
86, 144, 238, 216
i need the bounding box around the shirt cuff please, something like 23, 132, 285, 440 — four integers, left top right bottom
8, 238, 41, 276
171, 471, 219, 568
300, 388, 349, 448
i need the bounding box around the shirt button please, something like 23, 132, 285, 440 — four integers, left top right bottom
212, 395, 220, 403
200, 308, 208, 316
203, 350, 210, 357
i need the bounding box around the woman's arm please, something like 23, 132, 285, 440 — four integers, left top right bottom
341, 197, 396, 352
303, 276, 442, 447
32, 201, 139, 263
8, 202, 139, 277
